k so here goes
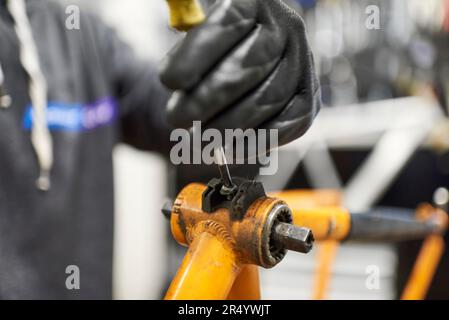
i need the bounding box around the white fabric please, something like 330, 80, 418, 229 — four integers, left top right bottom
7, 0, 53, 190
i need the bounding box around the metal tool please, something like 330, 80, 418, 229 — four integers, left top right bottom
213, 146, 237, 196
272, 222, 314, 254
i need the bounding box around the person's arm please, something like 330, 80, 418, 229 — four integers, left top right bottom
88, 15, 172, 155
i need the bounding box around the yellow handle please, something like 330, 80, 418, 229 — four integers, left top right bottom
166, 0, 206, 31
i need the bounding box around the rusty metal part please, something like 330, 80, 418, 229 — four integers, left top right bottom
260, 202, 295, 267
272, 222, 314, 254
164, 183, 315, 300
168, 183, 312, 269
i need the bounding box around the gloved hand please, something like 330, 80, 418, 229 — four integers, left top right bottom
160, 0, 321, 147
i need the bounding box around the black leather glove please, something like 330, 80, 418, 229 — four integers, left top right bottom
160, 0, 321, 147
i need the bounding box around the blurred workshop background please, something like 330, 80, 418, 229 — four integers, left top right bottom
60, 0, 449, 299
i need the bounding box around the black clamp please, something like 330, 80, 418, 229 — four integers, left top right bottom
202, 177, 267, 220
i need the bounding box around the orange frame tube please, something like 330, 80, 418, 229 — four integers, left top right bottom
227, 265, 261, 300
165, 231, 241, 300
401, 234, 445, 300
312, 241, 339, 300
269, 190, 342, 208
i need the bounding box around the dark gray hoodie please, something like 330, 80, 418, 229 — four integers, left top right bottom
0, 0, 170, 299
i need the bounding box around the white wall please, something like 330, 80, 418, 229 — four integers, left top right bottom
113, 145, 168, 300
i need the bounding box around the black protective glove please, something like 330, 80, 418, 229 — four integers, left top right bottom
160, 0, 321, 147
